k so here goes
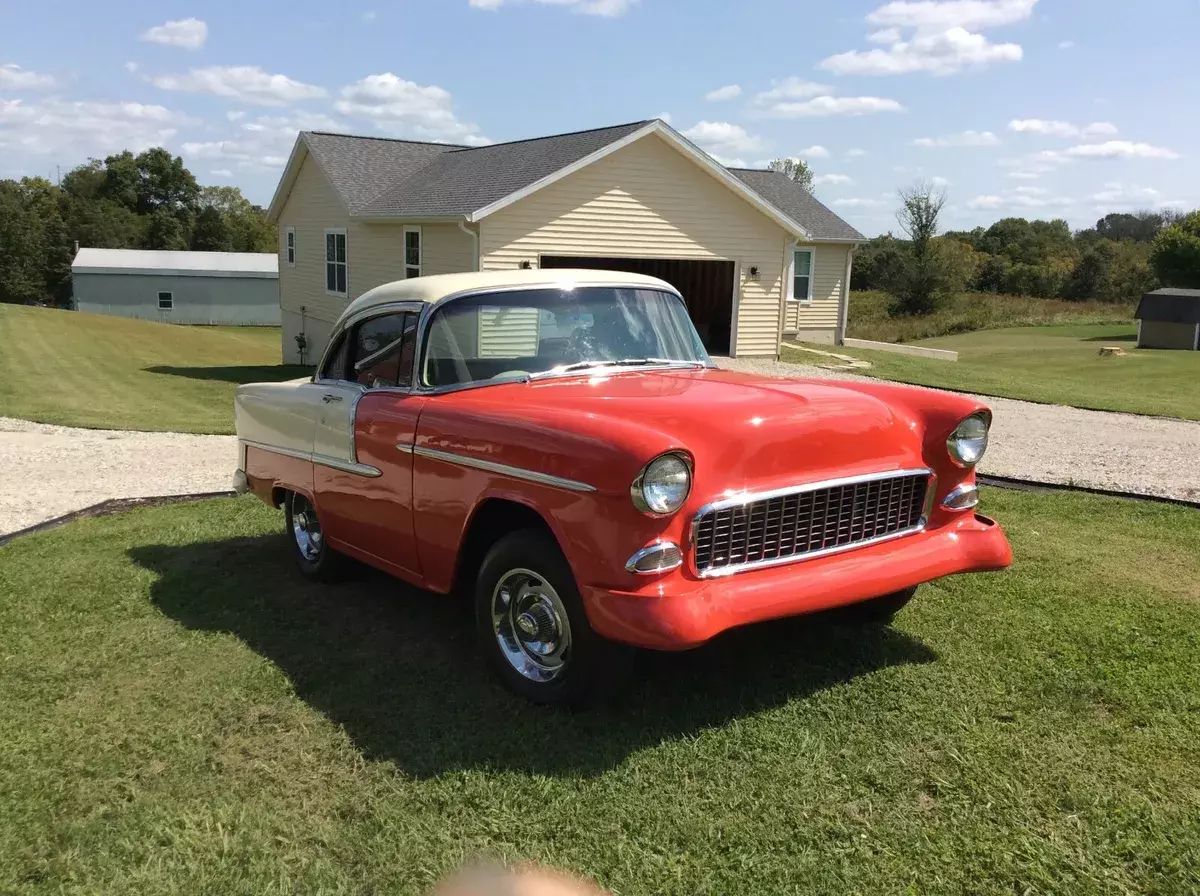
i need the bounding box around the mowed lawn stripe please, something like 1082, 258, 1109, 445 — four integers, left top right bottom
0, 304, 306, 433
1, 490, 1198, 894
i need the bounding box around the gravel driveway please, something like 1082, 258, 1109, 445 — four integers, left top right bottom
721, 358, 1200, 503
0, 417, 237, 536
3, 363, 1198, 537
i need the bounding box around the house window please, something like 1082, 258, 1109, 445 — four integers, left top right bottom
790, 248, 814, 303
404, 226, 421, 279
285, 227, 296, 266
158, 291, 173, 310
325, 229, 347, 295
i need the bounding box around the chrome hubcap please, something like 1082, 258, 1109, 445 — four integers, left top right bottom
492, 568, 572, 682
291, 496, 323, 561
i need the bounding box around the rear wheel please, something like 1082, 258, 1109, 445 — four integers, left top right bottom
284, 491, 345, 582
475, 529, 632, 707
844, 586, 918, 624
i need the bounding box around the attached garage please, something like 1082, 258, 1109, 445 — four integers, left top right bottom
268, 119, 863, 364
540, 255, 735, 354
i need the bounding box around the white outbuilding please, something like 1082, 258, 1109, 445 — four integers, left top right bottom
71, 248, 280, 326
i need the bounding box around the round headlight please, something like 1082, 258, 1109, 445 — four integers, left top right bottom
631, 453, 692, 515
947, 412, 990, 467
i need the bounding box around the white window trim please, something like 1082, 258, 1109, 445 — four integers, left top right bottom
325, 227, 348, 297
403, 225, 422, 279
787, 246, 815, 304
285, 226, 296, 267
157, 290, 173, 310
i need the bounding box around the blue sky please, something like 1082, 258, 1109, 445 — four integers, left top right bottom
2, 0, 1197, 236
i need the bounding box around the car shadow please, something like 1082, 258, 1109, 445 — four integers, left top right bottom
143, 365, 313, 384
131, 534, 937, 779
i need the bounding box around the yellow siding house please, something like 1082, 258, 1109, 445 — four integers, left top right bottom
266, 119, 863, 364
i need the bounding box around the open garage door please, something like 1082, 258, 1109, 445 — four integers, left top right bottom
539, 256, 735, 355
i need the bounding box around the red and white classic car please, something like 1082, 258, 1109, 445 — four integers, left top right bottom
234, 269, 1012, 705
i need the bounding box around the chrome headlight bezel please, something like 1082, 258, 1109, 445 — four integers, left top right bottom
947, 411, 991, 468
631, 452, 693, 516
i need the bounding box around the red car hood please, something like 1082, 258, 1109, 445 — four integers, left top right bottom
451, 367, 927, 491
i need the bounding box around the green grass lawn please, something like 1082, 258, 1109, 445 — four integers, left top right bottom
2, 491, 1199, 894
0, 305, 309, 434
791, 323, 1200, 420
847, 290, 1134, 343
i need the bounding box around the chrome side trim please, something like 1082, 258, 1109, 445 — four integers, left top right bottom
695, 523, 927, 579
395, 443, 415, 455
413, 446, 597, 493
241, 439, 382, 478
625, 542, 684, 575
242, 439, 311, 463
941, 482, 980, 511
313, 453, 383, 478
688, 467, 935, 579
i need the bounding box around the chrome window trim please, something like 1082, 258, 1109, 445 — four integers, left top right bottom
241, 439, 382, 478
314, 300, 428, 382
688, 467, 935, 579
625, 541, 684, 575
941, 482, 980, 511
412, 446, 596, 493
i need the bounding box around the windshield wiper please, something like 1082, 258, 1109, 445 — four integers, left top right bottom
530, 358, 706, 380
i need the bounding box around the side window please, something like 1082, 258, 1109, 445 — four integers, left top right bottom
351, 312, 418, 389
320, 333, 349, 381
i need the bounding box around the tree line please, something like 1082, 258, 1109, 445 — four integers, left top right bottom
0, 147, 275, 306
853, 184, 1200, 315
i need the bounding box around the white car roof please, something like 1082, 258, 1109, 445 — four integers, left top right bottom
339, 268, 679, 323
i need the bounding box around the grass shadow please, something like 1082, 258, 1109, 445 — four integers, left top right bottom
144, 365, 313, 384
1082, 333, 1137, 343
132, 534, 937, 779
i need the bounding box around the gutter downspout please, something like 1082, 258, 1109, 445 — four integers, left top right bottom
458, 219, 480, 272
836, 245, 857, 346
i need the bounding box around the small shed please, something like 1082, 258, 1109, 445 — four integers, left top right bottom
1135, 288, 1200, 350
72, 248, 280, 326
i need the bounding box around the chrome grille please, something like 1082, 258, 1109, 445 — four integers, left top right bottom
691, 471, 931, 577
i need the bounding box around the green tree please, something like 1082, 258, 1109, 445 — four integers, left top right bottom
197, 185, 275, 252
0, 180, 44, 303
887, 181, 955, 316
1150, 211, 1200, 288
101, 150, 142, 213
767, 157, 814, 193
136, 147, 200, 214
145, 207, 189, 250
190, 205, 231, 251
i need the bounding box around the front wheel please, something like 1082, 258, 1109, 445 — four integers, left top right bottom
284, 491, 345, 582
475, 529, 632, 707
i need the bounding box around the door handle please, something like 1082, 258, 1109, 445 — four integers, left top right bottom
322, 394, 344, 403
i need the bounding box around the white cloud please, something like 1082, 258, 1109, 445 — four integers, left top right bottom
967, 195, 1003, 209
822, 27, 1022, 76
913, 130, 999, 147
182, 110, 345, 171
468, 0, 636, 15
822, 1, 1037, 77
681, 121, 766, 157
655, 112, 673, 124
124, 61, 139, 74
813, 173, 854, 185
210, 168, 233, 178
1158, 199, 1192, 210
846, 147, 868, 158
832, 197, 888, 208
361, 10, 377, 21
930, 175, 951, 186
1058, 39, 1075, 49
705, 84, 742, 102
0, 98, 186, 157
1007, 169, 1042, 179
709, 155, 746, 168
335, 73, 485, 142
799, 144, 830, 158
152, 66, 327, 107
1008, 119, 1120, 139
1055, 141, 1180, 161
967, 187, 1071, 210
0, 64, 56, 90
140, 18, 208, 50
1013, 184, 1045, 194
1090, 182, 1160, 204
761, 95, 905, 117
754, 77, 832, 104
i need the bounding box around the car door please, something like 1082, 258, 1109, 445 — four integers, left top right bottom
312, 307, 426, 577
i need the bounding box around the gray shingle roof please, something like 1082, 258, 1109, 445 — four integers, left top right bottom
304, 132, 460, 214
301, 121, 863, 242
728, 168, 864, 241
1136, 288, 1200, 324
358, 120, 652, 218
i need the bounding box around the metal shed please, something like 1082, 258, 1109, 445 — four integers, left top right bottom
1135, 288, 1200, 350
71, 248, 280, 326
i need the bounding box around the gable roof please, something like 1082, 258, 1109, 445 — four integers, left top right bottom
72, 248, 277, 279
729, 169, 865, 242
268, 119, 863, 243
1136, 288, 1200, 324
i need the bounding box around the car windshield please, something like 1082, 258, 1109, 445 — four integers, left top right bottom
420, 286, 711, 388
